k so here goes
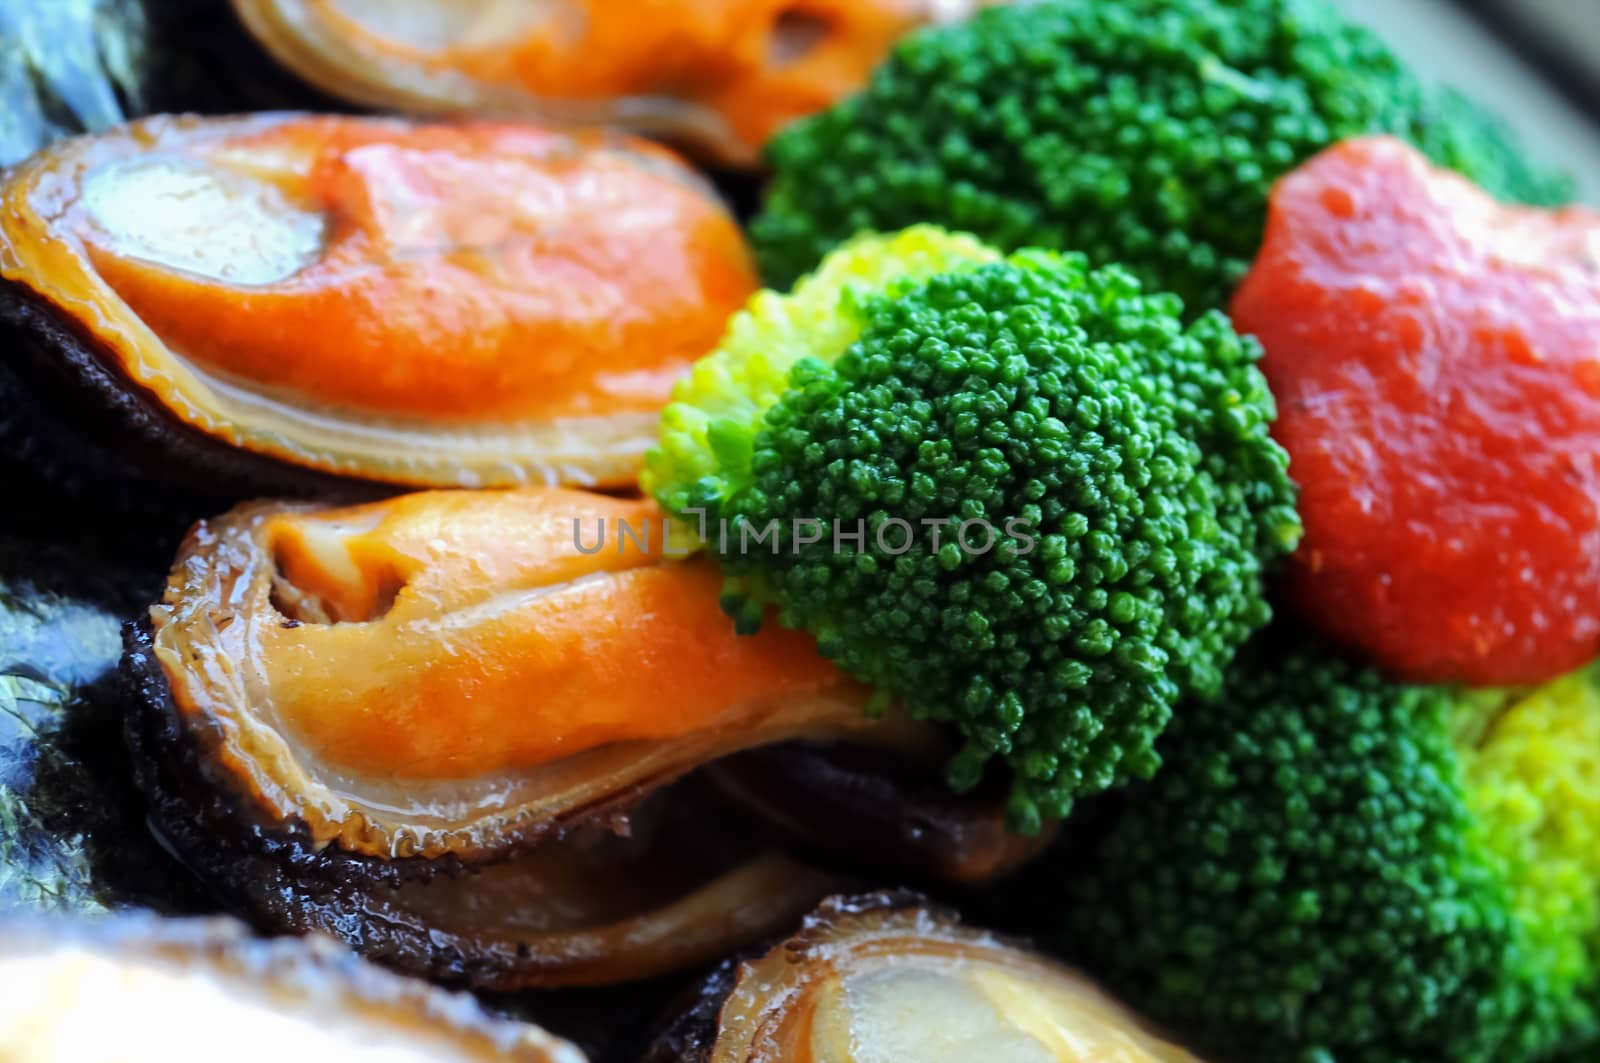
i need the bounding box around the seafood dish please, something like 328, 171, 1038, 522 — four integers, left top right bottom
2, 1, 1598, 1061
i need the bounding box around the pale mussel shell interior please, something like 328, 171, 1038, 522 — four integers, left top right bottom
0, 915, 586, 1062
648, 893, 1202, 1063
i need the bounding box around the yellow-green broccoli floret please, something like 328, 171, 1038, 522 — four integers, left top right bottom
752, 0, 1573, 311
645, 226, 1301, 832
1063, 641, 1600, 1061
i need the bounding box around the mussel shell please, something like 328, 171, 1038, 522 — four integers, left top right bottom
0, 534, 201, 916
0, 286, 379, 509
646, 892, 1201, 1063
122, 493, 892, 869
120, 487, 882, 988
0, 914, 587, 1061
706, 743, 1055, 885
0, 0, 146, 167
227, 0, 996, 167
0, 113, 755, 502
125, 667, 844, 990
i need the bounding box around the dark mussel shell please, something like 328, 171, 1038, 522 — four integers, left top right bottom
0, 533, 202, 916
705, 742, 1056, 885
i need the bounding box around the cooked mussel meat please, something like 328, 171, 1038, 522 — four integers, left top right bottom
123, 487, 930, 986
648, 892, 1201, 1062
0, 113, 755, 499
228, 1, 994, 167
0, 914, 586, 1062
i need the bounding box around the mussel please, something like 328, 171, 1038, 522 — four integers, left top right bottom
647, 892, 1201, 1062
0, 915, 586, 1062
123, 486, 953, 987
0, 112, 756, 500
227, 1, 994, 167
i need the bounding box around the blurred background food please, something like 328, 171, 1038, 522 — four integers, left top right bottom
1352, 0, 1600, 198
2, 1, 1595, 198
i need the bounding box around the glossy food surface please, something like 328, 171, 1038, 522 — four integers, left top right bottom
232, 0, 989, 165
0, 113, 756, 487
1233, 136, 1600, 685
653, 894, 1198, 1062
0, 917, 585, 1062
148, 487, 878, 858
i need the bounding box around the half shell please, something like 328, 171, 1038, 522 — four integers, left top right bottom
647, 892, 1201, 1062
123, 486, 906, 986
0, 915, 586, 1062
0, 113, 755, 498
229, 1, 996, 166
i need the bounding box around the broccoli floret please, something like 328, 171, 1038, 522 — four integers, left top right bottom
1415, 87, 1576, 209
753, 0, 1574, 310
645, 226, 1301, 831
1062, 641, 1600, 1062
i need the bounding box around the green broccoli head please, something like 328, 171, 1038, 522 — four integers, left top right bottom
645, 226, 1301, 832
752, 0, 1574, 310
1063, 641, 1600, 1062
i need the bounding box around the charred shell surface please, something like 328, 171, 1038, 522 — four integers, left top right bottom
0, 286, 392, 518
0, 914, 588, 1062
0, 538, 205, 915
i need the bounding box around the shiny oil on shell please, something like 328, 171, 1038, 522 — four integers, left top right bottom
0, 112, 756, 497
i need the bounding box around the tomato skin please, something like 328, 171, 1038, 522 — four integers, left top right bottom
1233, 137, 1600, 685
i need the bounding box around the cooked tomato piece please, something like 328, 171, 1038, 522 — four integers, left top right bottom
1233, 136, 1600, 685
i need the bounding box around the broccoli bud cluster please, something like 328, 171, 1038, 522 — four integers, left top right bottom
648, 227, 1300, 829
1064, 643, 1600, 1061
753, 0, 1572, 312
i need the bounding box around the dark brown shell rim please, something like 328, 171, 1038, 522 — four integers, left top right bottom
0, 283, 392, 507
642, 890, 939, 1063
122, 616, 466, 892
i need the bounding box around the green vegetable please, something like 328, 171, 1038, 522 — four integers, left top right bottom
753, 0, 1573, 311
645, 226, 1300, 831
1062, 639, 1600, 1062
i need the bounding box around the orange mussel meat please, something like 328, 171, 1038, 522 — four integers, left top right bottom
123, 488, 914, 988
231, 0, 995, 166
0, 113, 756, 490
